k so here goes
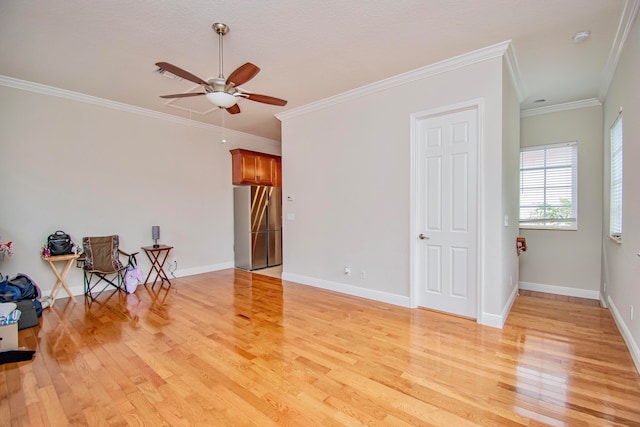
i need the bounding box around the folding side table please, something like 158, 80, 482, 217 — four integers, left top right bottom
41, 253, 80, 306
141, 245, 173, 288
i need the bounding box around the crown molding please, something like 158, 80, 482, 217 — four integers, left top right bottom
503, 42, 527, 102
0, 75, 280, 147
597, 0, 640, 101
277, 40, 517, 121
520, 98, 602, 118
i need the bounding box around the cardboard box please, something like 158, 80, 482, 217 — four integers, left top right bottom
0, 322, 18, 351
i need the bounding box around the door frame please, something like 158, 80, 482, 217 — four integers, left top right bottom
409, 98, 485, 321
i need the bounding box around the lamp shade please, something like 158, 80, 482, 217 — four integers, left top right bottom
206, 92, 238, 108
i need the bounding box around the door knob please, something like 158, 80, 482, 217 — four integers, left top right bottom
419, 234, 429, 240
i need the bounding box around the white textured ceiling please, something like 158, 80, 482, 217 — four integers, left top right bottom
0, 0, 634, 141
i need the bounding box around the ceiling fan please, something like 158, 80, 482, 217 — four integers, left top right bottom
156, 22, 287, 114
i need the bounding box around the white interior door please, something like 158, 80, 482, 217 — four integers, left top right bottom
415, 107, 478, 318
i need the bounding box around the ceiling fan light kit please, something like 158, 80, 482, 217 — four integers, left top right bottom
156, 22, 287, 114
206, 91, 238, 108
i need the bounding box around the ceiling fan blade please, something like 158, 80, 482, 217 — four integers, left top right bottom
156, 62, 209, 86
159, 92, 206, 99
226, 104, 241, 114
245, 93, 288, 106
226, 63, 260, 87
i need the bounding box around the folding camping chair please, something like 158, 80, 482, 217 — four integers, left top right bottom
81, 235, 137, 301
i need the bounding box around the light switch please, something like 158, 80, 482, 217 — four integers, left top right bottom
287, 195, 295, 202
504, 215, 509, 226
287, 213, 295, 221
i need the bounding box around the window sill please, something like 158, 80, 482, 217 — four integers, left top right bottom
609, 235, 622, 244
519, 226, 577, 231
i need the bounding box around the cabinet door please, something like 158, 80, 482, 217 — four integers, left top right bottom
240, 154, 260, 183
273, 158, 282, 187
256, 157, 275, 185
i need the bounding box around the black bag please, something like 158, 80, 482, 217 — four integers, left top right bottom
0, 273, 40, 302
47, 230, 73, 255
0, 273, 42, 329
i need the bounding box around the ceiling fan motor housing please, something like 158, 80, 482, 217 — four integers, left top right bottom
208, 77, 229, 92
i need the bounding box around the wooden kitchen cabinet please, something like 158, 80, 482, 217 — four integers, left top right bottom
230, 149, 282, 187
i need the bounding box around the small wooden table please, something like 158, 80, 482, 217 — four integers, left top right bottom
141, 245, 173, 288
41, 253, 80, 306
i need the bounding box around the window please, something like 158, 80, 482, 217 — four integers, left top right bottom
610, 113, 623, 240
520, 142, 577, 230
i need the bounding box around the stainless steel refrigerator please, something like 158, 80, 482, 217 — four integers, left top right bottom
233, 186, 282, 270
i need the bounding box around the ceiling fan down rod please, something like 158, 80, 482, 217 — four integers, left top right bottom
213, 22, 229, 79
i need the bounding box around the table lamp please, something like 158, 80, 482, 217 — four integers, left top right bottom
152, 226, 160, 248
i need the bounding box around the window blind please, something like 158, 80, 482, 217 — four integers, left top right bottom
520, 142, 577, 229
610, 114, 623, 239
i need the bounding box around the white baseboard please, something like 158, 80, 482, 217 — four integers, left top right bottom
607, 295, 640, 374
43, 284, 85, 299
173, 261, 234, 278
281, 272, 412, 308
519, 281, 600, 300
600, 292, 608, 308
478, 284, 519, 329
280, 273, 518, 329
478, 312, 503, 329
42, 261, 235, 298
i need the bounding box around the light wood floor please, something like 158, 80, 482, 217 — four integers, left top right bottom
2, 269, 639, 426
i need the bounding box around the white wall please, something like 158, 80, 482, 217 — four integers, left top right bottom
0, 82, 280, 296
519, 105, 604, 298
279, 45, 518, 326
601, 12, 640, 371
501, 58, 521, 315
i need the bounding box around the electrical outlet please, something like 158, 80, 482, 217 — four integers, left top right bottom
344, 267, 351, 276
360, 270, 366, 279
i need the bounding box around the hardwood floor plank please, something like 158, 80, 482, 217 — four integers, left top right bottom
212, 384, 277, 427
37, 384, 70, 425
2, 268, 639, 425
120, 390, 170, 427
